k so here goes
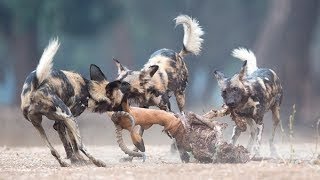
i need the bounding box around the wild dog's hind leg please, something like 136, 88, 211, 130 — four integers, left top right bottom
50, 96, 106, 167
60, 116, 106, 167
174, 91, 185, 113
270, 104, 280, 157
62, 116, 106, 167
29, 114, 69, 167
66, 127, 89, 165
53, 122, 87, 165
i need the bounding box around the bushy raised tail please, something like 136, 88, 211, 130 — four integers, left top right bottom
175, 15, 204, 57
232, 47, 257, 75
34, 38, 60, 89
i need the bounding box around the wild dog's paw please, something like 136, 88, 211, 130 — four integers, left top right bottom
92, 159, 107, 167
70, 155, 90, 166
59, 161, 71, 167
119, 156, 134, 162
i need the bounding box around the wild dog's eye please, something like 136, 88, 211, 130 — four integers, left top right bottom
222, 90, 227, 96
233, 87, 240, 92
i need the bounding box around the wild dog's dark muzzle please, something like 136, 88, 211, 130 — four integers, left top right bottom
226, 102, 237, 108
226, 98, 238, 108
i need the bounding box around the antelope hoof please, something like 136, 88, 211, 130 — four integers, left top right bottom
134, 139, 145, 152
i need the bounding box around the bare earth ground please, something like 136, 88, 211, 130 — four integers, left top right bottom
1, 144, 320, 180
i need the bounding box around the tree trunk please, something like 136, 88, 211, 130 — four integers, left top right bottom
254, 0, 319, 123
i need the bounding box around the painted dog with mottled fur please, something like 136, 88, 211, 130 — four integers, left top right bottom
214, 47, 283, 156
21, 38, 122, 167
114, 14, 204, 112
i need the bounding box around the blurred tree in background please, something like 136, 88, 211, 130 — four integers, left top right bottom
0, 0, 319, 124
254, 0, 319, 122
0, 0, 122, 104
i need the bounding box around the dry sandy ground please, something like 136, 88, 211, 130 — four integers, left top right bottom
1, 144, 320, 180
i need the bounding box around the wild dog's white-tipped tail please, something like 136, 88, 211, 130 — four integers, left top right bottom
175, 15, 204, 56
36, 38, 60, 85
232, 47, 257, 75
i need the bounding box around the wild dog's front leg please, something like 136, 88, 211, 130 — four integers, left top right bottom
254, 123, 264, 156
230, 126, 242, 145
270, 104, 281, 157
230, 114, 247, 145
246, 119, 257, 152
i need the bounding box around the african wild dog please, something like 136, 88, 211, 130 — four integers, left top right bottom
21, 38, 121, 167
114, 14, 204, 112
214, 47, 283, 156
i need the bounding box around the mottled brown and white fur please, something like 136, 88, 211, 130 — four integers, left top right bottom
21, 38, 121, 167
114, 15, 204, 112
214, 47, 283, 157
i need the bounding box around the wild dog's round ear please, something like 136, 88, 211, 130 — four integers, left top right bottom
90, 64, 107, 81
105, 80, 121, 91
213, 70, 226, 87
148, 65, 159, 77
113, 58, 129, 74
238, 60, 247, 81
140, 65, 159, 79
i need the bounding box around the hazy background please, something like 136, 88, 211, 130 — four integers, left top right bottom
0, 0, 319, 146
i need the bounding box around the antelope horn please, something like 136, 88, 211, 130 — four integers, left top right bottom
111, 111, 146, 161
111, 111, 135, 129
115, 124, 146, 160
